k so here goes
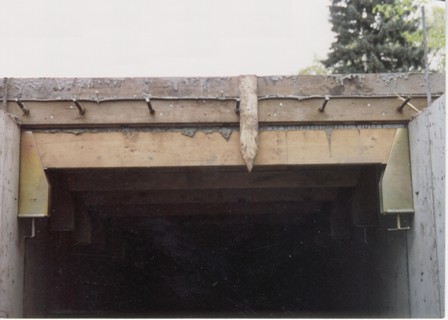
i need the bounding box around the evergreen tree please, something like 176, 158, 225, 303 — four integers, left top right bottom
323, 0, 424, 73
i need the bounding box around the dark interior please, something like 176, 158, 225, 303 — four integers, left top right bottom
24, 165, 382, 318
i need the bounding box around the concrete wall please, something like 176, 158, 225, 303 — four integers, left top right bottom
368, 95, 445, 317
408, 94, 445, 317
0, 110, 23, 318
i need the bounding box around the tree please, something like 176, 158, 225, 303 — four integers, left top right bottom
403, 5, 445, 72
322, 0, 424, 73
425, 6, 445, 71
425, 6, 445, 72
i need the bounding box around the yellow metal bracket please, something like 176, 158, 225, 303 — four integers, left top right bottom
18, 131, 50, 217
379, 128, 414, 217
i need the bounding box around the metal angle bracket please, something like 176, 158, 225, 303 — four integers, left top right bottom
379, 128, 414, 229
18, 131, 50, 218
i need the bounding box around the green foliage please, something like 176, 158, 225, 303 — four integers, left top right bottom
374, 0, 415, 19
298, 57, 330, 75
427, 6, 445, 71
404, 6, 445, 71
322, 0, 424, 73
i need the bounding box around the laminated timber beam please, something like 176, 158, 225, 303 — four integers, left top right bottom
90, 201, 324, 218
28, 128, 397, 169
2, 74, 444, 128
3, 97, 429, 127
76, 188, 340, 207
56, 166, 362, 192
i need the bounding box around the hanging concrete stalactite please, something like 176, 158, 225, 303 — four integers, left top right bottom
238, 75, 259, 172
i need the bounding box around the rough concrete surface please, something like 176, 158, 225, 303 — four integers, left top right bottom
408, 94, 445, 317
0, 110, 23, 318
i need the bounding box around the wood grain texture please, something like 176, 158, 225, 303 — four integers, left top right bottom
32, 128, 397, 169
5, 97, 429, 128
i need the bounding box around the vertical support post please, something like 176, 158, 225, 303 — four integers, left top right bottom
238, 75, 258, 172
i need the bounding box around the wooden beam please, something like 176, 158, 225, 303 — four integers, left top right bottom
258, 97, 425, 124
7, 98, 428, 127
90, 201, 323, 218
76, 188, 339, 207
101, 208, 323, 227
58, 166, 361, 192
31, 128, 397, 169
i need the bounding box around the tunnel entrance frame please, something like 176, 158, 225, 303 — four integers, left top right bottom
0, 73, 445, 317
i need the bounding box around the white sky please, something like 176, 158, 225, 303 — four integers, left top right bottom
0, 0, 334, 77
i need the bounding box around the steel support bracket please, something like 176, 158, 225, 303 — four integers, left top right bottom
18, 131, 50, 217
379, 128, 414, 216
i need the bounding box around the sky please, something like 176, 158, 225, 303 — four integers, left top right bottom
0, 0, 335, 77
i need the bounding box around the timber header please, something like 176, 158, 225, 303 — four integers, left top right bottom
6, 73, 444, 221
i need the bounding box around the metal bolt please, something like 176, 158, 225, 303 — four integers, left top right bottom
235, 99, 240, 114
397, 96, 412, 112
15, 99, 30, 115
72, 99, 86, 115
145, 97, 155, 115
319, 95, 330, 112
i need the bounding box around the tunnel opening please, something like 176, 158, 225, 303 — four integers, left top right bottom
24, 165, 383, 318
